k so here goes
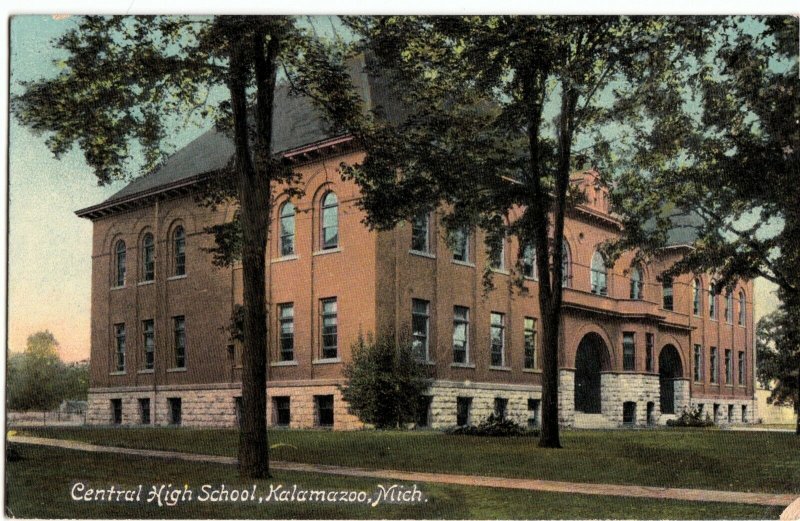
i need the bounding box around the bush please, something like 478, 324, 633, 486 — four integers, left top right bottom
445, 413, 533, 437
666, 407, 716, 428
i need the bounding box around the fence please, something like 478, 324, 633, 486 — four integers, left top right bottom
7, 410, 87, 427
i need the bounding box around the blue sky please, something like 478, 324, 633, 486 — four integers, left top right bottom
7, 15, 781, 361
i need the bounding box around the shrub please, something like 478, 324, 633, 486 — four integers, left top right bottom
666, 407, 716, 428
445, 413, 533, 437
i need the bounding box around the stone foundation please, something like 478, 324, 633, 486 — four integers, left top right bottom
557, 370, 575, 427
688, 397, 757, 424
426, 381, 541, 429
600, 372, 661, 426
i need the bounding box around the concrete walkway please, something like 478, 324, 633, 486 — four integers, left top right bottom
9, 435, 797, 508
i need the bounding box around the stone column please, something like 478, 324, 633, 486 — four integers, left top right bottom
558, 369, 575, 427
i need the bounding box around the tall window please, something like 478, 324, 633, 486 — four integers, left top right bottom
411, 299, 430, 361
411, 213, 430, 253
630, 266, 643, 300
115, 240, 126, 287
521, 244, 536, 279
590, 251, 608, 296
173, 316, 186, 368
114, 323, 126, 372
738, 351, 745, 385
709, 287, 717, 320
279, 202, 296, 256
143, 319, 155, 370
524, 317, 537, 369
279, 303, 294, 362
489, 237, 506, 270
725, 291, 733, 323
623, 332, 636, 371
662, 277, 673, 311
173, 226, 186, 276
320, 298, 338, 359
452, 227, 469, 262
321, 192, 339, 250
710, 346, 718, 383
692, 278, 702, 316
738, 291, 746, 326
693, 344, 703, 382
142, 233, 155, 281
645, 333, 654, 372
562, 242, 572, 288
452, 306, 469, 364
724, 349, 732, 384
490, 312, 505, 367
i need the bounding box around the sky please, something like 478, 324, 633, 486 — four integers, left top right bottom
6, 14, 784, 363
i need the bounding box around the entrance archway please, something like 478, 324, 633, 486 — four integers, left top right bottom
575, 333, 611, 413
659, 345, 683, 414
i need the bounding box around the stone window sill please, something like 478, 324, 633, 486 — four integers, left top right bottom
167, 274, 187, 281
137, 369, 154, 374
110, 285, 126, 291
313, 248, 341, 257
109, 371, 126, 376
522, 368, 541, 373
490, 268, 509, 276
451, 259, 475, 268
489, 365, 511, 372
138, 280, 155, 286
313, 357, 341, 365
523, 276, 538, 282
271, 360, 298, 367
451, 363, 476, 369
409, 250, 436, 259
167, 367, 187, 373
272, 255, 299, 264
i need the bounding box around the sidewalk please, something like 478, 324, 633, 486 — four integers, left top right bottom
9, 435, 797, 508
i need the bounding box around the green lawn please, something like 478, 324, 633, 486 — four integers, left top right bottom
5, 444, 784, 519
16, 427, 800, 494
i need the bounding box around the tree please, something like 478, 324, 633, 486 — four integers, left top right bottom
327, 16, 714, 447
756, 307, 800, 435
12, 15, 355, 478
339, 335, 429, 429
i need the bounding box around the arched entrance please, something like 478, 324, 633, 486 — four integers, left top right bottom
575, 333, 611, 413
659, 345, 683, 414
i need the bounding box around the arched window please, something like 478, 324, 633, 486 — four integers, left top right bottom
521, 243, 536, 279
590, 251, 608, 296
725, 291, 733, 323
562, 242, 572, 288
629, 265, 643, 300
173, 226, 186, 276
709, 286, 717, 320
692, 278, 702, 316
738, 290, 746, 326
321, 192, 338, 250
279, 202, 296, 256
114, 240, 126, 287
142, 233, 155, 281
662, 276, 673, 310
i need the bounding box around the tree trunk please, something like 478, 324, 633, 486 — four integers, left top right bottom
228, 33, 272, 479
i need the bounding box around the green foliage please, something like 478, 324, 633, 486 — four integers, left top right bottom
665, 407, 716, 428
445, 413, 532, 437
756, 307, 800, 416
339, 335, 429, 429
7, 331, 89, 411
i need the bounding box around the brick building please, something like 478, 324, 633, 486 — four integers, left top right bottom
77, 73, 756, 430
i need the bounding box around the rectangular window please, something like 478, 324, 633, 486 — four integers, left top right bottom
738, 351, 745, 385
662, 278, 673, 311
114, 323, 126, 372
710, 347, 719, 383
741, 405, 748, 422
524, 317, 537, 369
489, 239, 506, 270
143, 319, 155, 370
709, 290, 717, 320
490, 312, 505, 367
725, 349, 732, 384
456, 397, 472, 426
411, 299, 430, 361
279, 303, 294, 362
173, 316, 185, 368
452, 227, 469, 262
411, 213, 430, 253
272, 396, 291, 427
527, 399, 540, 429
494, 397, 508, 420
416, 396, 432, 428
725, 293, 733, 323
111, 399, 122, 425
320, 298, 338, 359
713, 403, 720, 422
645, 333, 654, 373
452, 306, 469, 364
234, 397, 242, 428
139, 398, 150, 425
315, 395, 334, 427
623, 332, 636, 371
693, 344, 703, 382
168, 397, 181, 425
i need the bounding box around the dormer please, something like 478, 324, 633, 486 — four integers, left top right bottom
571, 169, 610, 214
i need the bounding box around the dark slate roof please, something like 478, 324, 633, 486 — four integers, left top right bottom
92, 53, 399, 208
665, 210, 704, 246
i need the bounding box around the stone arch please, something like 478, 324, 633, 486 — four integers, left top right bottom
574, 332, 612, 414
563, 323, 616, 370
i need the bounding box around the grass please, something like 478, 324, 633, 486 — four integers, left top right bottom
17, 426, 800, 494
5, 444, 784, 519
